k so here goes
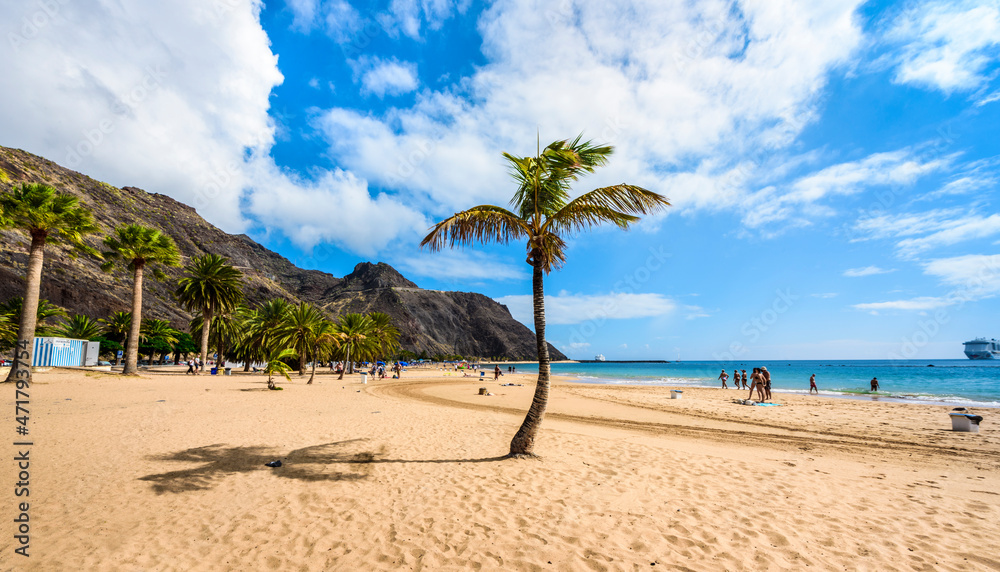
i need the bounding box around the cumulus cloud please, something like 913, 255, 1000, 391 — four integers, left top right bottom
888, 0, 1000, 93
494, 291, 677, 326
313, 0, 867, 217
397, 250, 529, 282
352, 56, 419, 97
0, 0, 425, 256
1, 0, 282, 233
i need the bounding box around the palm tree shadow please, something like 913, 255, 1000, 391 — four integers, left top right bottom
140, 439, 381, 494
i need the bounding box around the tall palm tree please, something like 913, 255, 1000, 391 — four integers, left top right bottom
334, 313, 373, 380
421, 135, 670, 457
55, 314, 104, 339
0, 183, 98, 382
175, 253, 244, 374
276, 301, 327, 380
101, 224, 180, 375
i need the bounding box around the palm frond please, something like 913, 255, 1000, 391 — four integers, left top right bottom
545, 184, 670, 235
420, 205, 529, 251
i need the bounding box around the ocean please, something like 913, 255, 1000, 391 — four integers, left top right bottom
508, 360, 1000, 408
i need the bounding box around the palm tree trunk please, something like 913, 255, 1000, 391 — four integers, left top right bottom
338, 347, 349, 380
5, 233, 46, 383
122, 262, 144, 375
199, 308, 212, 375
509, 259, 550, 457
308, 343, 317, 384
299, 350, 306, 377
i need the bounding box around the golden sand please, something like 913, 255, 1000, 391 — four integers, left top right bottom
2, 367, 998, 571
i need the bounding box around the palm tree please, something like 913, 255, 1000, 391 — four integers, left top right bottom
101, 224, 180, 375
276, 301, 327, 381
175, 254, 244, 374
141, 318, 180, 364
334, 313, 373, 380
99, 311, 132, 365
263, 347, 296, 390
367, 312, 400, 366
189, 306, 244, 370
0, 183, 99, 382
311, 321, 343, 384
242, 299, 292, 369
55, 314, 104, 339
421, 135, 671, 457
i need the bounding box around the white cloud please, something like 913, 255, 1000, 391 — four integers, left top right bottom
381, 0, 470, 39
888, 0, 1000, 92
561, 342, 591, 350
396, 250, 529, 282
742, 149, 951, 230
810, 292, 839, 298
313, 0, 867, 217
494, 291, 677, 326
852, 296, 951, 312
852, 253, 1000, 312
352, 56, 419, 97
853, 209, 1000, 259
0, 0, 282, 233
977, 90, 1000, 107
843, 266, 895, 277
0, 0, 429, 257
286, 0, 362, 40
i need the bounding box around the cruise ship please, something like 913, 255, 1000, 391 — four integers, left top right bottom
963, 338, 1000, 359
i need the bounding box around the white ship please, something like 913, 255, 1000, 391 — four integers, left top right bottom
963, 338, 1000, 360
595, 354, 606, 362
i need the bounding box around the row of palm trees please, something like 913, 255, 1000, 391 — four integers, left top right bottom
0, 182, 398, 386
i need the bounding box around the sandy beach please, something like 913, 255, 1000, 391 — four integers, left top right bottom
2, 367, 999, 571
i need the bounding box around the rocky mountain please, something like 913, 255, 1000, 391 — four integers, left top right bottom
0, 145, 566, 360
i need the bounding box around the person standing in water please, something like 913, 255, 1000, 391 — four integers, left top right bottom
809, 374, 818, 394
870, 377, 879, 392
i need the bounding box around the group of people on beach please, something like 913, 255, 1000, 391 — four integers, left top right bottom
718, 369, 880, 398
718, 367, 773, 401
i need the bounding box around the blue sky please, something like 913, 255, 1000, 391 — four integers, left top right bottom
2, 0, 999, 360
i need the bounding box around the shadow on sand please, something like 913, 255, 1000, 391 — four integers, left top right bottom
140, 439, 509, 494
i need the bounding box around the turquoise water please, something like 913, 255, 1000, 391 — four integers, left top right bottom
510, 360, 1000, 407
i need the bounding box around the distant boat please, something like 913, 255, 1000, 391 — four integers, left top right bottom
595, 354, 606, 362
963, 338, 1000, 360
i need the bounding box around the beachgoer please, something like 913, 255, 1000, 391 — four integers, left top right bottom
719, 369, 728, 389
186, 359, 195, 375
494, 365, 501, 381
870, 377, 879, 392
741, 370, 748, 389
732, 370, 740, 390
809, 374, 818, 394
747, 368, 760, 401
761, 366, 771, 401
